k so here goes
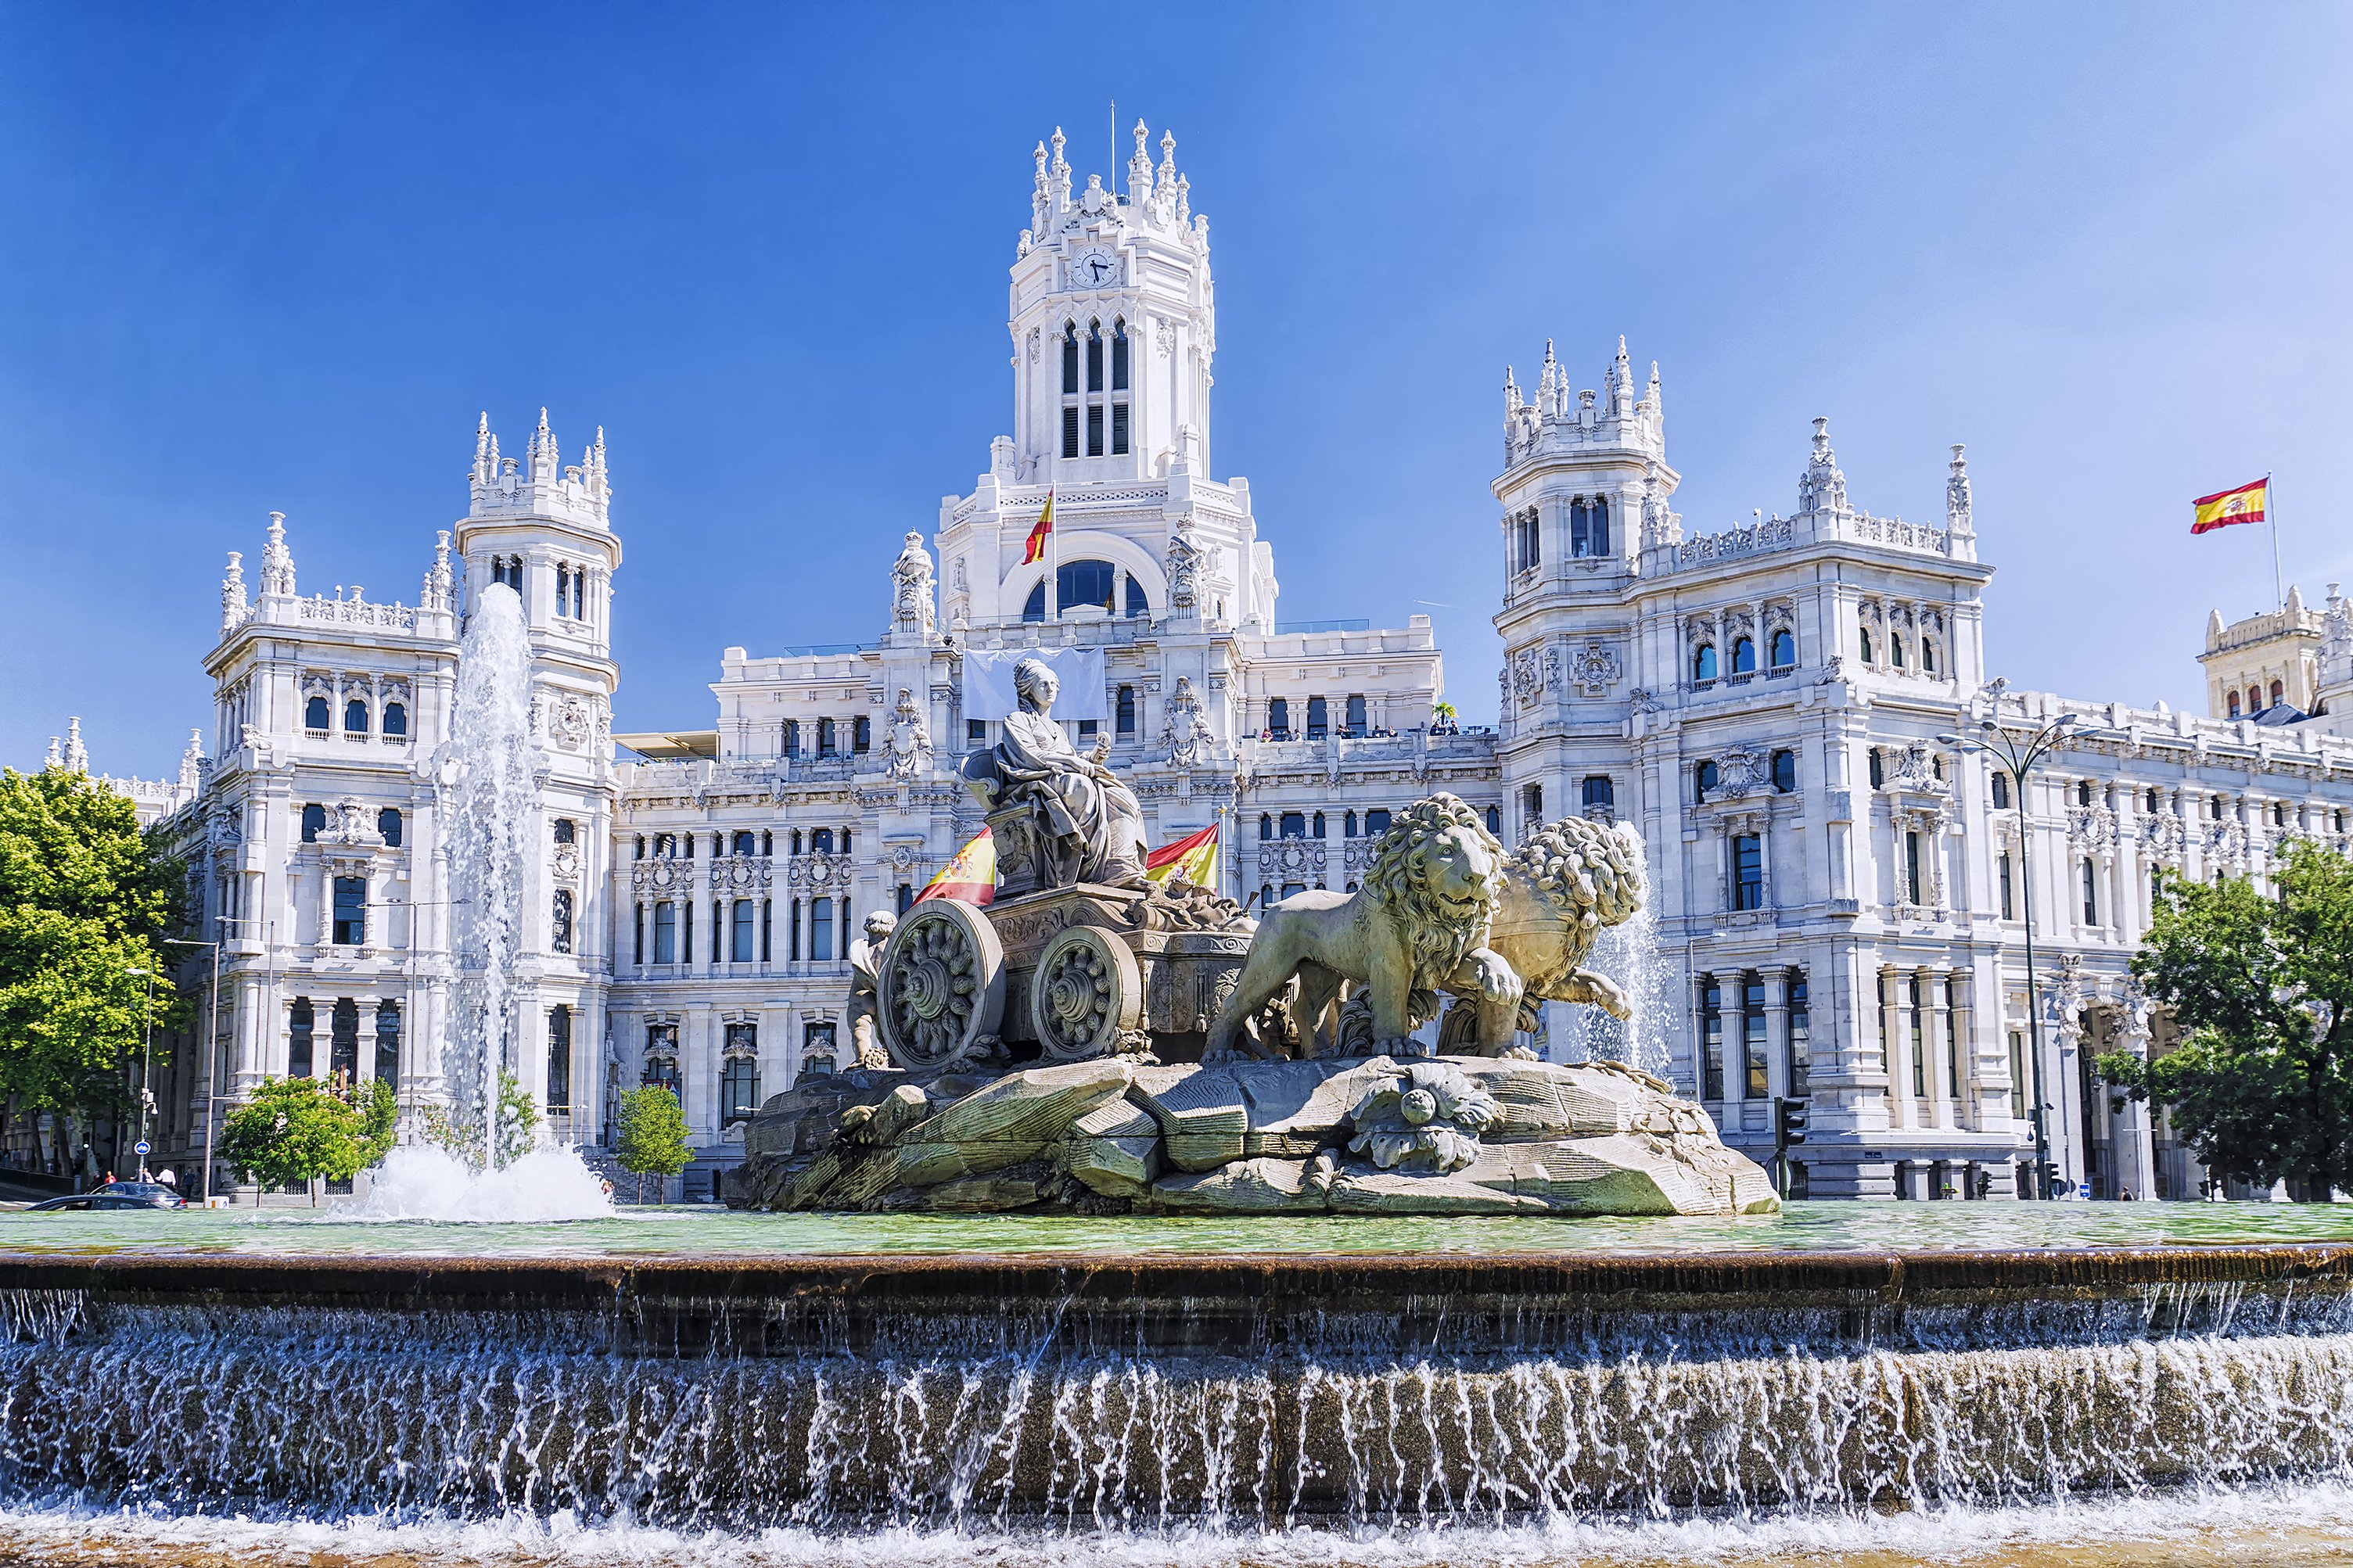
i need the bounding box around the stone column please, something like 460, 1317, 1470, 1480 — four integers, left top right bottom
1926, 974, 1952, 1128
1892, 967, 1918, 1129
1764, 973, 1792, 1101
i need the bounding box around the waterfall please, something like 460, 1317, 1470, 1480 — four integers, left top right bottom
5, 1290, 2351, 1533
1551, 870, 1678, 1086
439, 583, 537, 1168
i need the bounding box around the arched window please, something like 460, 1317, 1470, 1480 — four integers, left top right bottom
2077, 779, 2093, 807
810, 827, 835, 854
1312, 811, 1327, 838
2229, 692, 2243, 718
2272, 679, 2286, 707
1125, 577, 1148, 617
1695, 760, 1719, 802
1058, 558, 1118, 613
382, 701, 407, 737
1085, 323, 1106, 455
1868, 748, 1885, 788
1731, 637, 1756, 675
1769, 629, 1795, 669
2146, 788, 2160, 813
1770, 749, 1797, 792
1061, 322, 1082, 457
1366, 808, 1392, 837
2249, 686, 2264, 713
1115, 686, 1136, 737
1859, 627, 1875, 665
305, 696, 331, 730
551, 888, 573, 954
732, 830, 756, 856
1022, 583, 1047, 623
1110, 321, 1130, 454
1259, 813, 1272, 840
300, 803, 326, 843
1921, 639, 1938, 676
1344, 810, 1358, 838
1890, 637, 1907, 670
1485, 806, 1500, 835
377, 808, 402, 847
1279, 812, 1306, 839
374, 1001, 401, 1086
1693, 644, 1718, 683
653, 832, 676, 858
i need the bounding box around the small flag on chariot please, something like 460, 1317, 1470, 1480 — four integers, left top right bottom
915, 827, 997, 905
1143, 823, 1219, 888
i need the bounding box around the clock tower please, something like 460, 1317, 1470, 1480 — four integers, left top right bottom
1006, 123, 1216, 486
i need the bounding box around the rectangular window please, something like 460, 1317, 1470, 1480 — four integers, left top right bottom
1787, 973, 1811, 1097
1062, 332, 1079, 395
2009, 1028, 2028, 1119
853, 716, 871, 753
1112, 327, 1129, 389
547, 1006, 572, 1111
789, 899, 802, 961
332, 877, 366, 945
1909, 975, 1927, 1097
1999, 853, 2014, 920
811, 899, 834, 962
1701, 979, 1725, 1100
1116, 686, 1137, 737
2082, 860, 2099, 924
551, 889, 573, 955
634, 902, 645, 966
1731, 834, 1764, 911
289, 999, 314, 1078
1086, 404, 1105, 457
1077, 719, 1098, 743
1062, 406, 1080, 459
1744, 974, 1769, 1099
653, 901, 677, 965
1905, 830, 1924, 905
732, 899, 755, 962
1268, 697, 1289, 738
1878, 973, 1892, 1078
968, 719, 987, 744
1947, 978, 1964, 1098
1111, 402, 1129, 456
1345, 694, 1367, 736
684, 902, 695, 964
1306, 696, 1329, 740
1087, 332, 1104, 393
374, 1003, 400, 1087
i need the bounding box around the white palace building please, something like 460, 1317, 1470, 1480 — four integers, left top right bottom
52, 124, 2353, 1202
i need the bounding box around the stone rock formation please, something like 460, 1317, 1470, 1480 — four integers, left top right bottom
733, 1053, 1779, 1218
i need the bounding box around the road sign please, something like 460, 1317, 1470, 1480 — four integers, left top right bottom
134, 1140, 150, 1156
2077, 1181, 2091, 1200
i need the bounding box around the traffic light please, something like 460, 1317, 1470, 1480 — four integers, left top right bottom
2042, 1161, 2064, 1200
1775, 1097, 1807, 1148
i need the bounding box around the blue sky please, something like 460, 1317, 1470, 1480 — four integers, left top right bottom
3, 4, 2349, 777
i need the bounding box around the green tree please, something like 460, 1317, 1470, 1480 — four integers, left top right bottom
0, 769, 179, 1143
614, 1085, 690, 1203
220, 1076, 380, 1204
2100, 842, 2353, 1201
418, 1069, 541, 1169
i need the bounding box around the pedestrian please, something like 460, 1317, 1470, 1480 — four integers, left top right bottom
156, 1168, 178, 1189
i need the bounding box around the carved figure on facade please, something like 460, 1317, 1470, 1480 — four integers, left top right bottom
846, 910, 899, 1070
221, 554, 248, 632
1165, 522, 1204, 611
1565, 642, 1622, 698
1510, 646, 1548, 709
1160, 674, 1214, 767
423, 532, 455, 613
1886, 739, 1950, 795
891, 532, 936, 637
552, 696, 590, 750
878, 688, 931, 781
961, 656, 1149, 890
1713, 744, 1772, 800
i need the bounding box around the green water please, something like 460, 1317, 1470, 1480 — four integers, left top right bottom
2, 1199, 2351, 1261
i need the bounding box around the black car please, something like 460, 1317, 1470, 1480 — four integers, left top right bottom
30, 1181, 186, 1212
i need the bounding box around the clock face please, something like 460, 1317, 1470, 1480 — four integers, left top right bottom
1072, 249, 1117, 289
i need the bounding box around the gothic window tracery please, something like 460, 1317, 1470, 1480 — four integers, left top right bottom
1770, 629, 1796, 670
1693, 644, 1718, 684
382, 701, 407, 737
1731, 637, 1756, 676
343, 698, 368, 734
305, 696, 331, 731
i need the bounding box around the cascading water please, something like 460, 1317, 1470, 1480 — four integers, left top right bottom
401, 582, 607, 1220
1550, 834, 1677, 1085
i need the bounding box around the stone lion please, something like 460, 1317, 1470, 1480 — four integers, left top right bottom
1205, 793, 1521, 1060
1438, 815, 1646, 1053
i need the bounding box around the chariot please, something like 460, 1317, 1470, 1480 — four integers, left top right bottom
873, 874, 1254, 1071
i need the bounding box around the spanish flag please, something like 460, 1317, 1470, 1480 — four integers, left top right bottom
1022, 490, 1055, 565
2193, 478, 2269, 534
1143, 823, 1219, 889
914, 828, 997, 906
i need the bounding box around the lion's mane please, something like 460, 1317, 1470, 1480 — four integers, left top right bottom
1362, 792, 1506, 989
1500, 816, 1646, 992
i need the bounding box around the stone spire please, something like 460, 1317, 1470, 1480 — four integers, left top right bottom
1503, 365, 1520, 415
472, 411, 494, 486
42, 734, 60, 771
1127, 118, 1154, 201
258, 511, 296, 597
529, 407, 558, 482
1609, 335, 1634, 418
221, 551, 248, 632
588, 425, 609, 498
422, 530, 455, 612
179, 730, 205, 791
1031, 138, 1051, 239
1945, 443, 1974, 537
1538, 339, 1558, 414
1048, 126, 1071, 210
61, 717, 88, 775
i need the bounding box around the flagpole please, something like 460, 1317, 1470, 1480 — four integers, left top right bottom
2269, 471, 2283, 612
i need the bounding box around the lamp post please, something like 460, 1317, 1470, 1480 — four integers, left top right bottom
124, 967, 154, 1179
162, 921, 237, 1204
1939, 708, 2077, 1199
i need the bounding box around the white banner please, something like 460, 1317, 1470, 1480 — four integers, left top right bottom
961, 647, 1108, 722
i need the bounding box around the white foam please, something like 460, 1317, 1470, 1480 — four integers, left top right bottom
332, 1142, 612, 1222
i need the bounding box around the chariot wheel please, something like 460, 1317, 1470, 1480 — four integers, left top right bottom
1030, 925, 1143, 1062
878, 899, 1005, 1071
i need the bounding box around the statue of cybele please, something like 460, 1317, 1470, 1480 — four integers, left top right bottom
961, 656, 1148, 891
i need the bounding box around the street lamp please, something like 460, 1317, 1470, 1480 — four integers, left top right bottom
1938, 707, 2077, 1199
163, 920, 244, 1205
124, 966, 154, 1179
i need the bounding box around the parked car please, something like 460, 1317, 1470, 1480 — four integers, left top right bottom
30, 1182, 186, 1212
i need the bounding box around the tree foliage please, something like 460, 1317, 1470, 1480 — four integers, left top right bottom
2100, 842, 2353, 1200
220, 1076, 396, 1199
0, 768, 179, 1115
418, 1069, 540, 1169
614, 1085, 690, 1202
